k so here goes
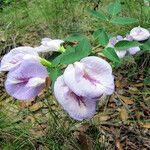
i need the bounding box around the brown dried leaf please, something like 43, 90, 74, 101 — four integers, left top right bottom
45, 77, 51, 89
115, 77, 128, 88
142, 123, 150, 129
116, 79, 122, 88
120, 107, 128, 122
133, 83, 144, 87
115, 139, 123, 150
18, 99, 33, 108
24, 115, 35, 124
29, 102, 43, 112
77, 124, 90, 133
128, 87, 139, 94
92, 113, 110, 124
118, 95, 134, 105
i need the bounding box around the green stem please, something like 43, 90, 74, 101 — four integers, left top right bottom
40, 58, 52, 68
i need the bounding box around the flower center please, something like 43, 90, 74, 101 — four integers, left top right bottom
83, 72, 99, 86
70, 92, 86, 106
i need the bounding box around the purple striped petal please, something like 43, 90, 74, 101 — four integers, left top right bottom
0, 46, 39, 72
54, 76, 96, 121
63, 56, 114, 98
5, 60, 48, 100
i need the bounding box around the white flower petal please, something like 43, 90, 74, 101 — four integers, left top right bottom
26, 77, 45, 87
115, 50, 127, 58
41, 38, 52, 45
36, 38, 64, 53
130, 26, 150, 41
128, 47, 140, 55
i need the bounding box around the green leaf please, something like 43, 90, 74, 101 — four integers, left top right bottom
54, 39, 92, 65
63, 34, 86, 42
144, 76, 150, 85
75, 38, 92, 57
48, 68, 62, 88
115, 40, 141, 50
111, 17, 138, 25
141, 38, 150, 51
102, 47, 121, 63
93, 29, 109, 47
52, 46, 75, 65
107, 2, 121, 15
88, 9, 108, 21
59, 48, 76, 64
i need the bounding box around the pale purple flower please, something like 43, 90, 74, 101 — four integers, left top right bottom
125, 34, 140, 55
54, 75, 96, 121
107, 36, 127, 58
35, 38, 64, 53
0, 46, 39, 72
130, 26, 150, 41
108, 34, 141, 58
5, 60, 48, 100
63, 56, 114, 98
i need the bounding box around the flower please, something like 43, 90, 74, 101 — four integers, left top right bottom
130, 26, 150, 41
125, 35, 140, 55
0, 46, 39, 72
5, 60, 48, 100
107, 34, 141, 58
54, 76, 97, 121
107, 36, 127, 58
63, 56, 114, 98
54, 56, 114, 120
35, 38, 64, 53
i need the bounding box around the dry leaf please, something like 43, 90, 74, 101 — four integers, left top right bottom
116, 79, 122, 88
128, 87, 139, 94
120, 107, 128, 122
115, 139, 123, 150
142, 123, 150, 129
133, 83, 143, 87
30, 130, 45, 138
29, 102, 43, 112
92, 113, 110, 124
24, 115, 35, 124
77, 124, 90, 133
18, 99, 33, 108
45, 77, 51, 89
118, 95, 134, 105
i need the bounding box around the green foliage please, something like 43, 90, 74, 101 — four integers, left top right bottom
102, 47, 121, 63
88, 9, 108, 21
48, 67, 62, 88
115, 40, 141, 50
142, 38, 150, 51
111, 17, 138, 25
107, 1, 121, 15
53, 38, 91, 65
64, 34, 86, 42
0, 111, 34, 149
93, 29, 109, 47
